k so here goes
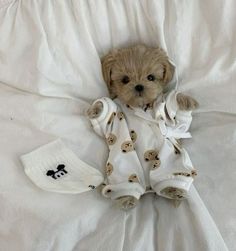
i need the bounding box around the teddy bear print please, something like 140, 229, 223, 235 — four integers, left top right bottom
191, 170, 197, 177
106, 133, 117, 145
121, 141, 134, 153
128, 174, 139, 183
151, 159, 161, 170
161, 187, 185, 199
103, 187, 113, 196
105, 162, 113, 176
117, 111, 125, 121
173, 172, 191, 177
144, 150, 159, 161
130, 130, 137, 143
107, 112, 116, 125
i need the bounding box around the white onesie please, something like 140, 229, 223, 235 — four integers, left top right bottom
90, 91, 197, 201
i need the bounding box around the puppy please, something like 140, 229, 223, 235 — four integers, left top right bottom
88, 44, 198, 117
88, 44, 198, 209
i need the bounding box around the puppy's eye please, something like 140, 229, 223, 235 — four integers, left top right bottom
121, 76, 130, 84
147, 74, 155, 81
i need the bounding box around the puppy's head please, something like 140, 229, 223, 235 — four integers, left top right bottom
101, 44, 174, 107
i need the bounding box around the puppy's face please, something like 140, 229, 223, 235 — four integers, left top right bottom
101, 45, 174, 107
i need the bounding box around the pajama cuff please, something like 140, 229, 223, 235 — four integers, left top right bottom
165, 91, 193, 128
153, 176, 193, 198
165, 90, 179, 122
102, 183, 145, 200
90, 97, 117, 136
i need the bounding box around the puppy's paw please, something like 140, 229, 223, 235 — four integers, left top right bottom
177, 93, 199, 111
160, 186, 186, 200
87, 101, 103, 119
116, 196, 138, 210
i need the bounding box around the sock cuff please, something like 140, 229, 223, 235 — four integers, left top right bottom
21, 139, 95, 175
21, 139, 68, 170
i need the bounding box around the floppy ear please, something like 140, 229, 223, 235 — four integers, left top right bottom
162, 61, 175, 84
101, 49, 118, 98
150, 46, 174, 84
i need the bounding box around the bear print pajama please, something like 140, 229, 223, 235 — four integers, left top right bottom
90, 90, 197, 201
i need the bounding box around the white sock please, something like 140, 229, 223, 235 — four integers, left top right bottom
20, 139, 104, 194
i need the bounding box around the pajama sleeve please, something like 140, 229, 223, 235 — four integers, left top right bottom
150, 91, 197, 199
89, 97, 118, 137
161, 90, 193, 138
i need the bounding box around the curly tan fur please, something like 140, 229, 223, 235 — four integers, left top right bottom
87, 101, 103, 118
176, 93, 199, 110
101, 44, 175, 107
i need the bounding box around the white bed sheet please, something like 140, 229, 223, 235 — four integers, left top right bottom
0, 0, 235, 250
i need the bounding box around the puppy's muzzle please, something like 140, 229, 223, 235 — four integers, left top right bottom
135, 84, 144, 93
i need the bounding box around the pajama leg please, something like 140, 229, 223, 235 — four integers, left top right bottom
89, 97, 146, 204
149, 138, 196, 200
101, 134, 146, 201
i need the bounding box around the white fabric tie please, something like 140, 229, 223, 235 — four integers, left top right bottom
134, 110, 192, 139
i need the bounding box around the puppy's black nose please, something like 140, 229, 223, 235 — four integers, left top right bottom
135, 84, 144, 92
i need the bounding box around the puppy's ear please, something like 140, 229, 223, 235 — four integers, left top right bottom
151, 46, 175, 84
101, 49, 118, 98
162, 61, 175, 84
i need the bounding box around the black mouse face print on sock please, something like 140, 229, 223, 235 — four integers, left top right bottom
46, 164, 68, 179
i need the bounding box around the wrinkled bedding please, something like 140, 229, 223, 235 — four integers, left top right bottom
0, 1, 235, 250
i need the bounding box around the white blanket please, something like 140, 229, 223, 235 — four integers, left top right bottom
0, 1, 235, 250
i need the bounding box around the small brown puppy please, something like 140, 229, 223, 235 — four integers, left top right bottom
88, 44, 198, 208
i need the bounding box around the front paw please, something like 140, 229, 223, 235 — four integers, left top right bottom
87, 101, 103, 119
116, 196, 138, 210
177, 93, 199, 111
160, 187, 186, 200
